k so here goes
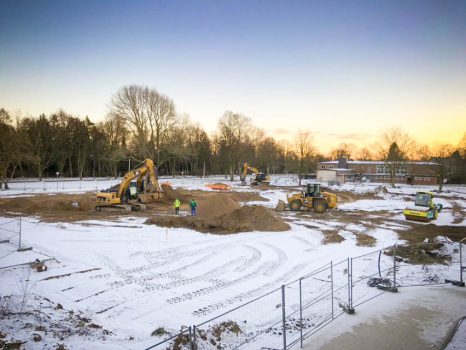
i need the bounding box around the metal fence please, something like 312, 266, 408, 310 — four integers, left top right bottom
144, 242, 465, 350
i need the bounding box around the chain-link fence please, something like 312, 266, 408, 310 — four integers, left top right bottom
145, 241, 465, 350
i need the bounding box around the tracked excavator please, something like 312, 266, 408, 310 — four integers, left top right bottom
240, 163, 270, 186
96, 159, 163, 212
276, 183, 337, 213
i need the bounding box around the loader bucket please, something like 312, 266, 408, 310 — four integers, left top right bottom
275, 200, 286, 211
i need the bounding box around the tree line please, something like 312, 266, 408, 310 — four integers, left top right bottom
1, 85, 465, 188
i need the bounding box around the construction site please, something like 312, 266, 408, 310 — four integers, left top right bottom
0, 164, 465, 349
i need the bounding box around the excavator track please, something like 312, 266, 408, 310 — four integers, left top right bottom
96, 205, 132, 213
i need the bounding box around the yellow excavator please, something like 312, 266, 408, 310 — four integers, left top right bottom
276, 184, 337, 213
96, 159, 163, 212
240, 163, 270, 186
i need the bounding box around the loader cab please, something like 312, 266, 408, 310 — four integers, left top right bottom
414, 192, 432, 207
305, 184, 321, 197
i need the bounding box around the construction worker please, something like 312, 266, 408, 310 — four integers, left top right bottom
189, 198, 197, 216
174, 198, 181, 215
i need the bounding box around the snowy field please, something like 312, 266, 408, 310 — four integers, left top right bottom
0, 176, 465, 349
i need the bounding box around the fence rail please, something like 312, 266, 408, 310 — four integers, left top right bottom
144, 241, 465, 350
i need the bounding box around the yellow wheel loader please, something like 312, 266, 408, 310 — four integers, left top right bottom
96, 159, 163, 212
276, 184, 337, 213
403, 192, 443, 222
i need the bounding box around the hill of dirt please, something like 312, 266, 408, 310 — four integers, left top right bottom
146, 204, 290, 234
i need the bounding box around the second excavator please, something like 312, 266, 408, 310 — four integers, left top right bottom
96, 159, 163, 212
240, 163, 271, 186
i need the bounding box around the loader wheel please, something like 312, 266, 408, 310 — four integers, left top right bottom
289, 200, 302, 211
313, 200, 328, 214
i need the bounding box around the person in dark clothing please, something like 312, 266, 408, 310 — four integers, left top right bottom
189, 199, 197, 216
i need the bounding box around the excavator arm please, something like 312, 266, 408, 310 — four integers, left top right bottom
96, 158, 162, 211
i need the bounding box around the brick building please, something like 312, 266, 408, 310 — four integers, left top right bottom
316, 158, 440, 185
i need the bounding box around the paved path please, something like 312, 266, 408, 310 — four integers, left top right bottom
303, 285, 466, 350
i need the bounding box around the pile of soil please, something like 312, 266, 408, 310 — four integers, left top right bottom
160, 183, 188, 202
0, 194, 96, 214
146, 204, 289, 234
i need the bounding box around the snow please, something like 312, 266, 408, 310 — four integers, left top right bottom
445, 318, 466, 350
1, 176, 465, 349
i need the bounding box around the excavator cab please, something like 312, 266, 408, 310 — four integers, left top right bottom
255, 173, 268, 182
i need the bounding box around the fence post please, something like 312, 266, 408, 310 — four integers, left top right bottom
330, 261, 334, 319
189, 326, 192, 350
193, 325, 197, 350
349, 257, 353, 310
460, 242, 463, 284
393, 244, 397, 288
347, 258, 351, 308
281, 285, 287, 350
18, 217, 22, 250
299, 278, 303, 348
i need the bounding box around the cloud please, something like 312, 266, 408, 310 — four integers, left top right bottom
321, 132, 377, 141
272, 128, 290, 135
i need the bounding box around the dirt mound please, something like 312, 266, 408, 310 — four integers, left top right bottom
196, 194, 239, 218
0, 194, 96, 214
147, 204, 289, 234
161, 183, 188, 202
216, 205, 289, 232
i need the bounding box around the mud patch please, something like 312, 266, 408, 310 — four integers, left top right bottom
322, 230, 345, 244
396, 224, 466, 244
147, 205, 289, 234
355, 233, 376, 247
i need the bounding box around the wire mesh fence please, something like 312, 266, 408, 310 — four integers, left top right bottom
0, 217, 24, 250
144, 241, 465, 350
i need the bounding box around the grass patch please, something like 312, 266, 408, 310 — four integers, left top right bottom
384, 243, 451, 265
355, 233, 376, 247
151, 327, 168, 337
397, 224, 466, 244
322, 230, 345, 244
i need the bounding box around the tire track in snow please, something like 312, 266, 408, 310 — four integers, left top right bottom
192, 263, 307, 316
260, 243, 287, 276
165, 243, 288, 305
233, 245, 262, 273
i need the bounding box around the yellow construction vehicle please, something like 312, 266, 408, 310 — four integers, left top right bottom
276, 183, 337, 213
403, 192, 443, 222
240, 163, 270, 186
96, 159, 163, 212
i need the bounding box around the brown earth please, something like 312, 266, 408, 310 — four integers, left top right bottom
0, 185, 289, 234
146, 205, 290, 234
395, 224, 466, 244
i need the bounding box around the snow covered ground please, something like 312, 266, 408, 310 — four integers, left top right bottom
0, 176, 465, 349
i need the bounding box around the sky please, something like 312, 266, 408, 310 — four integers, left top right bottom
0, 0, 465, 153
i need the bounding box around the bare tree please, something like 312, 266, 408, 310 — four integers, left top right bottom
110, 85, 176, 166
215, 111, 253, 179
294, 130, 314, 185
329, 142, 353, 160
356, 147, 373, 161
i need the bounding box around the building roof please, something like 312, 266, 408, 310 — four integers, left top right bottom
318, 160, 439, 166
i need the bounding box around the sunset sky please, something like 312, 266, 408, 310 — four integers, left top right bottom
1, 0, 465, 152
